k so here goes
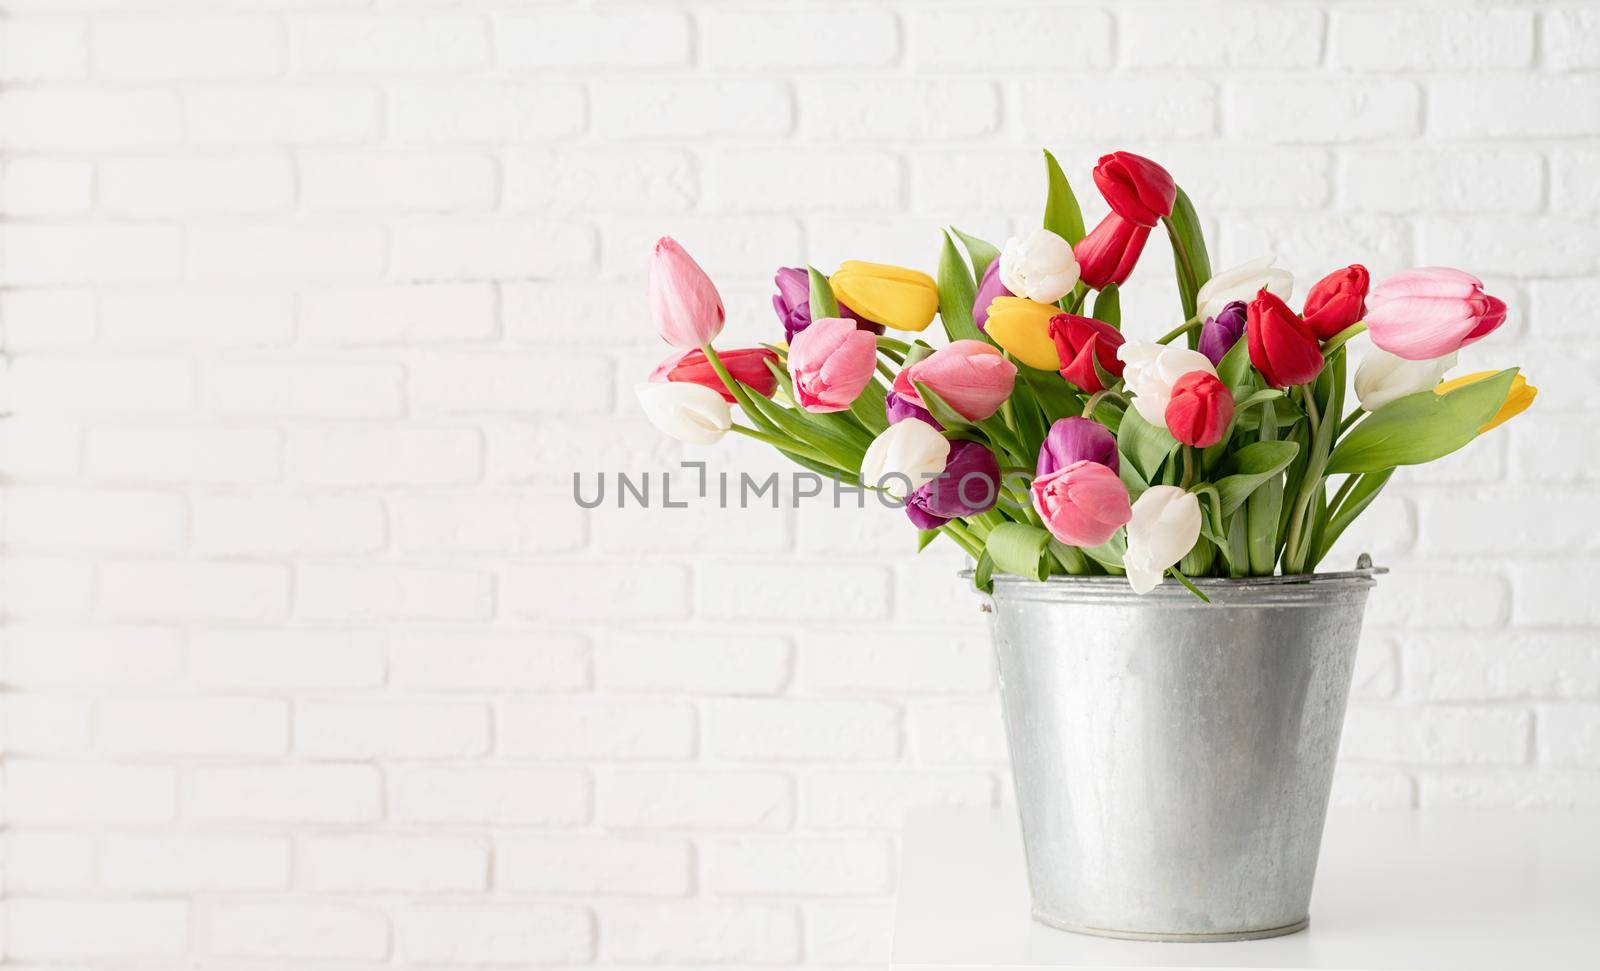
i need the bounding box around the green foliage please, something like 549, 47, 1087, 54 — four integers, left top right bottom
1042, 149, 1086, 245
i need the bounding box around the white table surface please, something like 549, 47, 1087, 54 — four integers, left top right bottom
893, 806, 1600, 970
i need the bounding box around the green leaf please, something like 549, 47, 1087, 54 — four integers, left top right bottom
951, 227, 1000, 281
1235, 388, 1285, 413
1019, 365, 1081, 425
986, 522, 1052, 581
1162, 185, 1211, 321
1042, 149, 1086, 246
912, 380, 977, 434
1214, 440, 1301, 516
1326, 369, 1517, 475
808, 265, 839, 319
1117, 406, 1179, 484
1092, 283, 1120, 328
936, 231, 985, 344
848, 377, 889, 436
1314, 469, 1394, 566
1080, 530, 1128, 574
917, 529, 941, 552
1216, 334, 1254, 400
1247, 400, 1285, 574
972, 548, 996, 592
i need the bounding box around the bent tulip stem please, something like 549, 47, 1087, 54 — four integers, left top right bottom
1319, 320, 1368, 359
1156, 315, 1203, 345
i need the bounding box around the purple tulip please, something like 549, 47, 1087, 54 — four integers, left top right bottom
772, 266, 879, 343
1036, 417, 1118, 478
905, 441, 1000, 529
1197, 299, 1248, 366
884, 389, 942, 430
972, 259, 1014, 333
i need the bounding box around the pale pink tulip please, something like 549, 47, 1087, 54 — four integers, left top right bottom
649, 237, 725, 348
892, 340, 1017, 422
788, 317, 878, 413
1365, 267, 1506, 361
1031, 460, 1133, 548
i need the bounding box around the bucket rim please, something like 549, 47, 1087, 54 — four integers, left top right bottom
966, 562, 1382, 605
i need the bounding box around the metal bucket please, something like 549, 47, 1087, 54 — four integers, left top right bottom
981, 570, 1376, 942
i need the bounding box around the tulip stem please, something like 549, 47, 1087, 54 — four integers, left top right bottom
729, 424, 839, 469
1337, 408, 1364, 438
1328, 474, 1361, 518
1180, 446, 1196, 489
1081, 389, 1128, 423
876, 336, 913, 355
1156, 315, 1203, 345
1320, 320, 1367, 358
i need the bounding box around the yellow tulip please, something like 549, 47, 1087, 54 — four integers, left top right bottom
829, 260, 939, 332
1434, 370, 1536, 432
984, 296, 1061, 370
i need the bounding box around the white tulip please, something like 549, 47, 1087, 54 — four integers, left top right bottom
1195, 255, 1293, 321
635, 382, 732, 445
1124, 486, 1202, 595
1354, 346, 1457, 412
1117, 341, 1217, 427
859, 419, 950, 498
999, 228, 1080, 304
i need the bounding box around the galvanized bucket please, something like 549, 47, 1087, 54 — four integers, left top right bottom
980, 569, 1377, 942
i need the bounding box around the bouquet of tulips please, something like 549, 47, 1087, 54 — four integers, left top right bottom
637, 150, 1535, 597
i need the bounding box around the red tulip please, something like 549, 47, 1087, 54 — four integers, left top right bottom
1074, 212, 1151, 290
1092, 152, 1176, 228
1301, 264, 1369, 340
1164, 371, 1233, 448
1247, 289, 1324, 388
1047, 313, 1125, 394
663, 347, 779, 403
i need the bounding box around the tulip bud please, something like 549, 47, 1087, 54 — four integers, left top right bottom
1247, 289, 1324, 388
1036, 417, 1118, 478
1074, 212, 1151, 290
788, 317, 878, 413
892, 340, 1017, 422
1092, 152, 1176, 228
635, 382, 732, 445
1197, 300, 1247, 366
884, 389, 940, 429
658, 347, 780, 403
649, 237, 725, 348
859, 418, 950, 499
1117, 340, 1217, 428
1048, 313, 1125, 393
1434, 370, 1537, 433
999, 228, 1080, 304
829, 261, 940, 333
972, 258, 1013, 332
1196, 255, 1293, 322
1365, 267, 1507, 361
1302, 264, 1370, 340
1123, 485, 1202, 595
1031, 460, 1133, 547
1354, 346, 1457, 412
771, 266, 877, 343
905, 441, 1001, 529
1165, 371, 1233, 448
984, 296, 1061, 370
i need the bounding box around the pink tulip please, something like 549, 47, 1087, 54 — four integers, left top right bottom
649, 236, 725, 348
1365, 267, 1507, 361
1031, 460, 1133, 548
788, 317, 878, 413
892, 339, 1017, 422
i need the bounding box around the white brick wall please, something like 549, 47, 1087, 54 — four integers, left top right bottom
1, 1, 1596, 967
